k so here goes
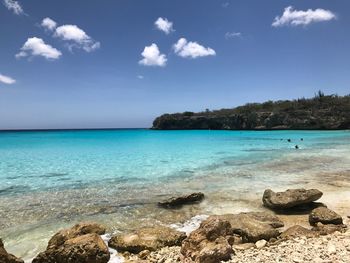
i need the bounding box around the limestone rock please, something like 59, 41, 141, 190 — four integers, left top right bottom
311, 223, 347, 235
280, 225, 318, 239
181, 217, 234, 263
32, 233, 110, 263
255, 239, 267, 249
309, 207, 343, 226
47, 222, 106, 250
262, 189, 323, 210
158, 192, 205, 208
0, 239, 24, 263
108, 226, 186, 254
32, 222, 109, 263
212, 212, 283, 242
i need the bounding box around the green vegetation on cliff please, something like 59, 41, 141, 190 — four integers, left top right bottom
152, 92, 350, 130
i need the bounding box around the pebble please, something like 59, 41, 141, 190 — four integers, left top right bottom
255, 240, 267, 249
146, 229, 350, 263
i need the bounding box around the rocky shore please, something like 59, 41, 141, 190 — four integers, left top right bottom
1, 189, 350, 263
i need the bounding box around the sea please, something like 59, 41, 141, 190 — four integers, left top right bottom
0, 129, 349, 261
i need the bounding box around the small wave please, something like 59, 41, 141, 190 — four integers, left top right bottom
170, 214, 209, 236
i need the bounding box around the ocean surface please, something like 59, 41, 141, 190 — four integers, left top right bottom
0, 129, 350, 261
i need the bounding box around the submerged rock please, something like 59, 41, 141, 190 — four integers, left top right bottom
262, 189, 323, 210
108, 226, 186, 254
181, 217, 234, 263
280, 225, 318, 239
0, 239, 24, 263
212, 212, 284, 242
32, 223, 109, 263
309, 207, 343, 226
158, 192, 205, 208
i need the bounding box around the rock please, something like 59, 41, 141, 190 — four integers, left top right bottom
138, 250, 150, 260
312, 223, 347, 235
47, 222, 106, 249
327, 244, 336, 254
232, 243, 255, 251
0, 239, 24, 263
158, 192, 205, 208
33, 233, 110, 263
309, 207, 343, 226
280, 225, 318, 239
181, 217, 234, 263
255, 239, 267, 249
108, 226, 186, 254
196, 237, 233, 263
262, 188, 323, 210
212, 212, 284, 242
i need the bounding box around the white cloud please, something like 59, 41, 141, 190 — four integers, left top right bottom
154, 17, 174, 34
54, 24, 100, 52
137, 75, 144, 79
272, 6, 336, 27
16, 37, 62, 60
3, 0, 23, 15
139, 43, 167, 67
41, 17, 57, 31
173, 38, 216, 59
225, 32, 242, 39
0, 73, 16, 84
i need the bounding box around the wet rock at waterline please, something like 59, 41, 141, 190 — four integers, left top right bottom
158, 192, 205, 208
0, 238, 24, 263
32, 222, 109, 263
262, 189, 323, 210
181, 217, 234, 263
108, 226, 186, 254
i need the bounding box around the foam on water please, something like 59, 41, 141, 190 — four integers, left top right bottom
0, 129, 349, 259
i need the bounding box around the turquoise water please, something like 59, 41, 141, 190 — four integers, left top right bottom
0, 129, 350, 261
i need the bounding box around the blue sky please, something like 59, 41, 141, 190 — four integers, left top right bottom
0, 0, 349, 129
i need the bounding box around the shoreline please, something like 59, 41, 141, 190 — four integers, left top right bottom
2, 183, 350, 262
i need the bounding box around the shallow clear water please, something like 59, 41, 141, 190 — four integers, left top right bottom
0, 129, 350, 261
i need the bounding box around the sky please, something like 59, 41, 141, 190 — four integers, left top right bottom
0, 0, 349, 129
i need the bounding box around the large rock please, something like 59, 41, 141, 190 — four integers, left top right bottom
309, 207, 343, 226
32, 223, 109, 263
212, 212, 284, 242
47, 222, 106, 250
181, 217, 234, 263
0, 239, 24, 263
158, 192, 205, 208
262, 189, 323, 210
108, 226, 186, 254
280, 225, 318, 239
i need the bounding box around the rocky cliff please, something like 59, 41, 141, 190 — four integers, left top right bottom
152, 94, 350, 130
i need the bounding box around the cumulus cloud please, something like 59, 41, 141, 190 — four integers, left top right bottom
225, 32, 242, 39
16, 37, 62, 60
139, 43, 167, 67
173, 38, 216, 59
3, 0, 23, 15
272, 6, 336, 27
41, 17, 57, 31
54, 24, 100, 52
0, 73, 16, 84
154, 17, 174, 34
